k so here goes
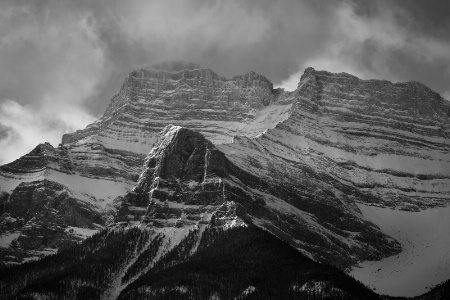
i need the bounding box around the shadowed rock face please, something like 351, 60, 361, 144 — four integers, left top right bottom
116, 125, 239, 226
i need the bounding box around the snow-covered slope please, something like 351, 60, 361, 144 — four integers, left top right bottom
351, 204, 450, 297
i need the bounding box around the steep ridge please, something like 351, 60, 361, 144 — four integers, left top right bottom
221, 67, 450, 211
115, 125, 246, 228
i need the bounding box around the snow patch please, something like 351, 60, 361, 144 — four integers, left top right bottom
234, 286, 256, 299
65, 227, 98, 239
0, 232, 20, 248
46, 172, 132, 207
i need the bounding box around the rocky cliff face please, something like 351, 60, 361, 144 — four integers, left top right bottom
62, 60, 287, 149
221, 67, 450, 210
1, 62, 450, 297
116, 125, 239, 226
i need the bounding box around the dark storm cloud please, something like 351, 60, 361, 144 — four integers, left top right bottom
328, 0, 450, 98
75, 0, 341, 115
0, 0, 449, 164
350, 0, 450, 38
0, 0, 339, 115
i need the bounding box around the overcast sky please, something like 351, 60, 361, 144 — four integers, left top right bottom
0, 0, 449, 164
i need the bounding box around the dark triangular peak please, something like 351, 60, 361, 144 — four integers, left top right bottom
134, 125, 229, 194
139, 125, 223, 185
115, 125, 230, 223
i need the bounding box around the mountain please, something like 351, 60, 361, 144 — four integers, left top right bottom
1, 61, 450, 298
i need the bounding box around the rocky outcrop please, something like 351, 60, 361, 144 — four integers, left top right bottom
116, 125, 246, 229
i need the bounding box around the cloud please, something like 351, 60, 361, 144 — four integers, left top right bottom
332, 1, 450, 86
0, 1, 105, 163
0, 100, 95, 165
443, 92, 450, 102
77, 0, 339, 110
0, 0, 338, 114
277, 0, 450, 94
1, 0, 449, 164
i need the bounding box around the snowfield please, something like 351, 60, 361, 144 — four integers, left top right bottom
351, 203, 450, 297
